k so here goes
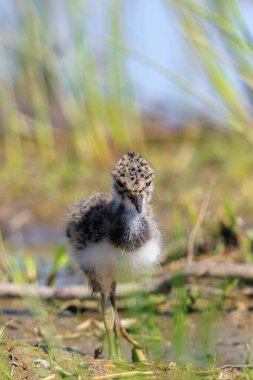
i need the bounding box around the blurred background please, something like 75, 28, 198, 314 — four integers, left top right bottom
2, 0, 253, 370
2, 0, 253, 251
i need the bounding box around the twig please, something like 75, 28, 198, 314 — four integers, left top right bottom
218, 364, 253, 370
183, 262, 253, 281
93, 370, 159, 379
187, 178, 216, 263
1, 262, 253, 299
0, 281, 165, 299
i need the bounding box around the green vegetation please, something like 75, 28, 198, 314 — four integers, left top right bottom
169, 0, 253, 140
0, 1, 143, 171
1, 1, 253, 378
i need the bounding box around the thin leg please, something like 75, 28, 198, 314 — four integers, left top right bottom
101, 290, 119, 359
109, 282, 119, 344
110, 282, 143, 350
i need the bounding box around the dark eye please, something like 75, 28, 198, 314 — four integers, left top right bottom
117, 180, 124, 188
146, 181, 152, 187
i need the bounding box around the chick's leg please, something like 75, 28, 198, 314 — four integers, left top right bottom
101, 288, 120, 359
110, 282, 145, 356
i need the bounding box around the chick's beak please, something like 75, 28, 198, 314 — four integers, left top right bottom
133, 195, 143, 213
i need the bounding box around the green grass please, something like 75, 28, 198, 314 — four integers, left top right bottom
1, 1, 253, 172
2, 129, 253, 375
0, 0, 144, 171
2, 1, 253, 378
168, 0, 253, 140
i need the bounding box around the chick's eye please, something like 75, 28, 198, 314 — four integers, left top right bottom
117, 180, 124, 188
146, 181, 152, 187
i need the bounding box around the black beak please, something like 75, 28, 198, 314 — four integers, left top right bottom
133, 195, 143, 213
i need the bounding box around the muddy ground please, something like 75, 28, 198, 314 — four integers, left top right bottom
1, 294, 253, 379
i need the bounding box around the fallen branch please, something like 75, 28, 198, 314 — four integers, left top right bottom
93, 370, 159, 379
0, 280, 166, 300
1, 262, 253, 299
153, 262, 253, 293
183, 262, 253, 281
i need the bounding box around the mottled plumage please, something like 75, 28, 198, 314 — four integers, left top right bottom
66, 152, 161, 359
112, 152, 154, 197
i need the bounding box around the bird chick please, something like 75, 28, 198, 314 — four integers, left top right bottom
66, 152, 161, 359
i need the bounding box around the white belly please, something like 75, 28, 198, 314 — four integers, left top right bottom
73, 239, 160, 290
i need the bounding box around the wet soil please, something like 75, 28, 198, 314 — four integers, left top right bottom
1, 298, 253, 368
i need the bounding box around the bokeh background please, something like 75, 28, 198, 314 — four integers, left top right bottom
2, 0, 253, 253
2, 0, 253, 374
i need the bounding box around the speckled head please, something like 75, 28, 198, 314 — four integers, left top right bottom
112, 152, 154, 213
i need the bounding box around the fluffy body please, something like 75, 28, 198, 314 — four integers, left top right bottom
66, 193, 161, 296
66, 152, 161, 358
